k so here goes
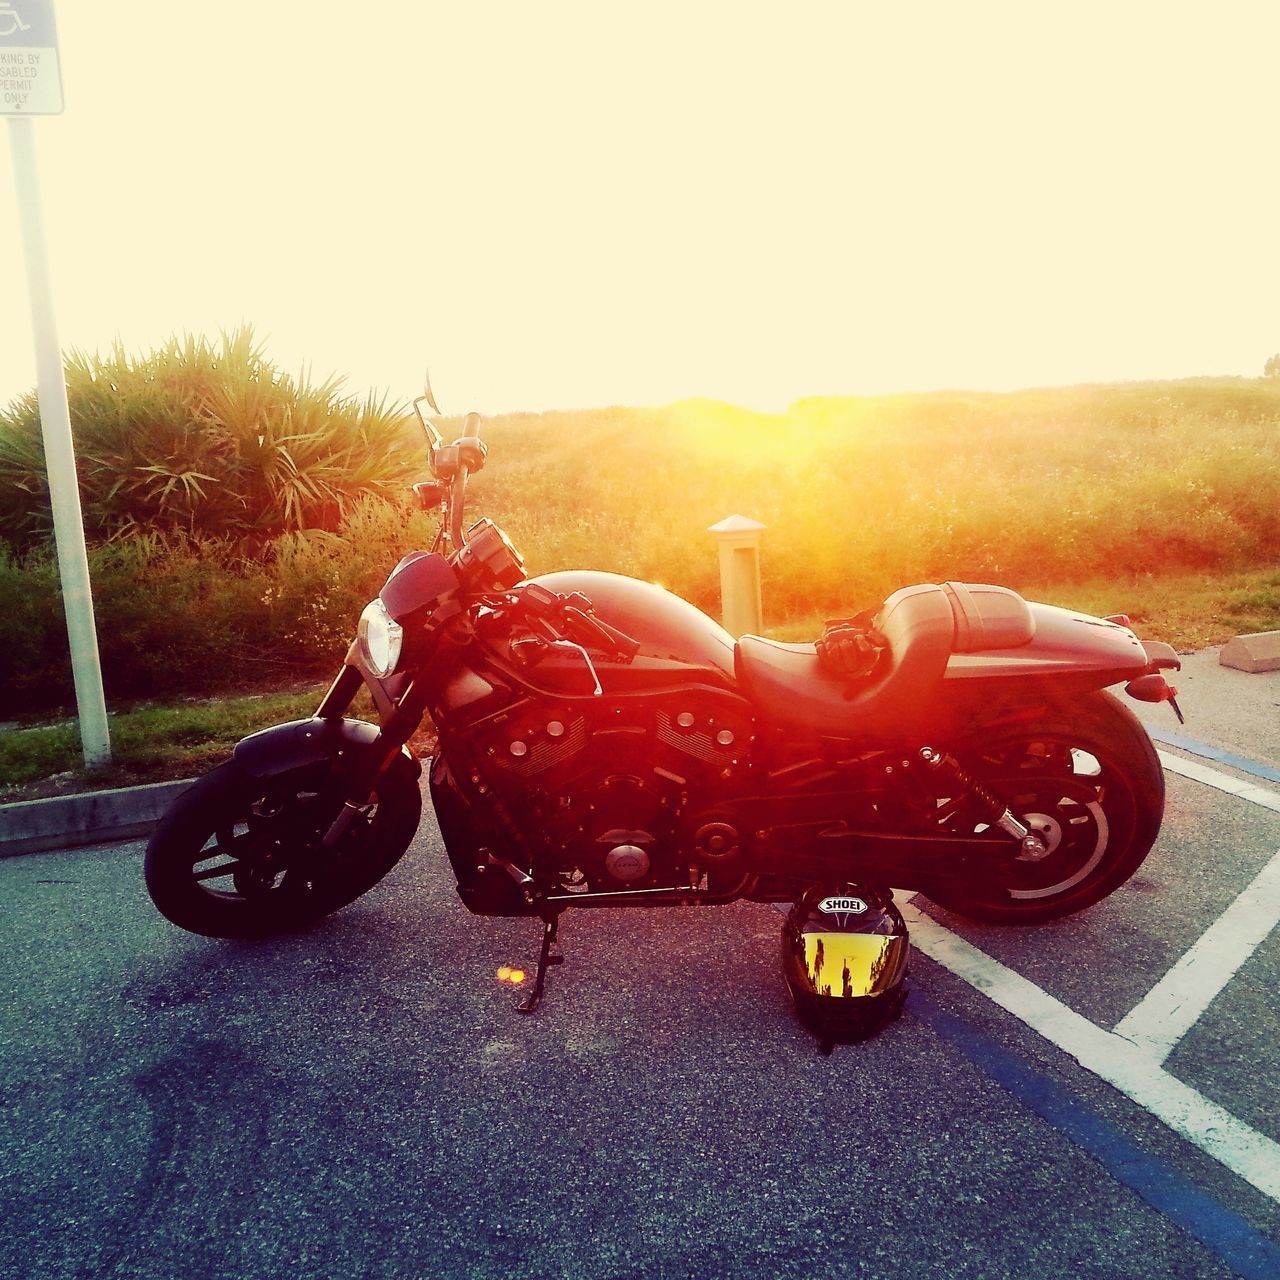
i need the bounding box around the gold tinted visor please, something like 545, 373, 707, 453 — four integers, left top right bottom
793, 932, 908, 999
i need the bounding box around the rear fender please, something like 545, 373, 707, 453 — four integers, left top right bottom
944, 602, 1149, 687
232, 717, 420, 779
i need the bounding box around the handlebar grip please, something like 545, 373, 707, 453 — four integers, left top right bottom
455, 431, 487, 473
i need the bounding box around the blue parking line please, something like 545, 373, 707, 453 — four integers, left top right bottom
1148, 728, 1280, 785
911, 991, 1280, 1280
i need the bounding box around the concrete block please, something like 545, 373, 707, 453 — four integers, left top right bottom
1219, 631, 1280, 674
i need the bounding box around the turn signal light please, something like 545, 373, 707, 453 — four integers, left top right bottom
1126, 674, 1174, 702
1125, 674, 1185, 723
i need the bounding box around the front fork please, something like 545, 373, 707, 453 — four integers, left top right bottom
315, 663, 364, 721
315, 664, 427, 848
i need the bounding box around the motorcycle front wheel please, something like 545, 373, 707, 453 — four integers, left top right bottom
922, 690, 1164, 924
144, 754, 421, 939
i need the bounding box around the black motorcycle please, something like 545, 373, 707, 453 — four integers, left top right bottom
145, 379, 1182, 1025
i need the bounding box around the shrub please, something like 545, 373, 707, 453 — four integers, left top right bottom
0, 498, 441, 715
0, 328, 420, 548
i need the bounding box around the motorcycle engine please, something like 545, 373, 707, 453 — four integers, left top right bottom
470, 689, 754, 892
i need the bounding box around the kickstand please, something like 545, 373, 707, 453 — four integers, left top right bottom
518, 911, 564, 1015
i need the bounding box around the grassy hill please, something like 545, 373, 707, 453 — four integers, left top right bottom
3, 375, 1278, 720
461, 377, 1280, 638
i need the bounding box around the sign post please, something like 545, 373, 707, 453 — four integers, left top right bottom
4, 0, 111, 767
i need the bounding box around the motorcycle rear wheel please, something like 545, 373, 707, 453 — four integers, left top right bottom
921, 690, 1164, 924
144, 755, 421, 939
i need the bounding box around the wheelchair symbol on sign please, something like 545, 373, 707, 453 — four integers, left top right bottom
0, 3, 31, 38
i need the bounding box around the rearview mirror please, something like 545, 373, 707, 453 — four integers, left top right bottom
422, 368, 441, 415
414, 367, 444, 451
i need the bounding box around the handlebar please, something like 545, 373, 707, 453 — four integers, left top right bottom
449, 439, 473, 551
425, 414, 487, 553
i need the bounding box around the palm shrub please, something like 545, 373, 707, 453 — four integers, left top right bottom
0, 328, 420, 548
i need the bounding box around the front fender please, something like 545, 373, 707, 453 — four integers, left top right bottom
232, 717, 421, 779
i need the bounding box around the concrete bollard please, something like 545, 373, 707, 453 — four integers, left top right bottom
1219, 631, 1280, 673
708, 514, 766, 637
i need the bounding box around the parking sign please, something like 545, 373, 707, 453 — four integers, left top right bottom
0, 0, 63, 115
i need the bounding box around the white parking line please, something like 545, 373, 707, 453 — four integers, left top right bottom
1159, 749, 1280, 815
899, 897, 1280, 1203
1113, 848, 1280, 1062
899, 748, 1280, 1204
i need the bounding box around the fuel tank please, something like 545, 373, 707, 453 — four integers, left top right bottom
525, 570, 738, 695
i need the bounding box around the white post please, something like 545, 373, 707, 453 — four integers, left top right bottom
707, 514, 766, 637
9, 116, 111, 767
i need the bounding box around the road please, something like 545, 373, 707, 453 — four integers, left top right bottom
2, 705, 1279, 1279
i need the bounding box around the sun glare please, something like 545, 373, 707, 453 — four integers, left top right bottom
670, 400, 786, 462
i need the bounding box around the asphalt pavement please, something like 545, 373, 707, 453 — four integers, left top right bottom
1132, 647, 1280, 771
3, 733, 1278, 1279
3, 649, 1279, 1278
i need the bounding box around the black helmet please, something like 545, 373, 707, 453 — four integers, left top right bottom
781, 887, 910, 1046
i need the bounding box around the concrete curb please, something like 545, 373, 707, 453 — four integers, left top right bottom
0, 778, 195, 858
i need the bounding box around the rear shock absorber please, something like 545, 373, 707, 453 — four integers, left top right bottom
917, 747, 1047, 860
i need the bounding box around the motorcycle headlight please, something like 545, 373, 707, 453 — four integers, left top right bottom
357, 598, 404, 678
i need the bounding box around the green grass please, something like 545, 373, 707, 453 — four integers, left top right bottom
0, 682, 441, 803
0, 686, 328, 801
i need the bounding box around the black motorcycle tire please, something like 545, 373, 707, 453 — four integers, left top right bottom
921, 690, 1164, 924
144, 754, 421, 939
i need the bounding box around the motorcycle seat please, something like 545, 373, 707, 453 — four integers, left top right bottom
735, 583, 959, 740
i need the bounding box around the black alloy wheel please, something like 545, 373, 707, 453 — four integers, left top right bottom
922, 691, 1164, 924
144, 755, 421, 939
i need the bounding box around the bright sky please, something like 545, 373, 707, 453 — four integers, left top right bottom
2, 1, 1278, 415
